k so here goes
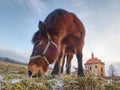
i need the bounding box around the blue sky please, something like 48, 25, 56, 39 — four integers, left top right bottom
0, 0, 120, 74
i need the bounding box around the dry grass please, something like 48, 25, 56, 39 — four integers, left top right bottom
0, 61, 27, 74
0, 61, 120, 90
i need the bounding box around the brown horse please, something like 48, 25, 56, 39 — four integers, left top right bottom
28, 9, 85, 77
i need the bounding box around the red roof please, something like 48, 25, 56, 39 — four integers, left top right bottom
84, 53, 104, 65
84, 57, 100, 64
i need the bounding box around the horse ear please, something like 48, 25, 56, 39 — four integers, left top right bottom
38, 21, 45, 31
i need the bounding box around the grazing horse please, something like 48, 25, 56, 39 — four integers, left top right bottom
28, 9, 85, 77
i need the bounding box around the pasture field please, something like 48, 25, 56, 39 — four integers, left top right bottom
0, 61, 120, 90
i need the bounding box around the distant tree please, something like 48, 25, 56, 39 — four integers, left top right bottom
108, 64, 117, 77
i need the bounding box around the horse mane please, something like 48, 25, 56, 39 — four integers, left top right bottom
32, 30, 40, 44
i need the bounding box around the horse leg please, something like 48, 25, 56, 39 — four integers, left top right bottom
61, 53, 66, 73
66, 54, 73, 74
76, 51, 84, 76
51, 49, 65, 75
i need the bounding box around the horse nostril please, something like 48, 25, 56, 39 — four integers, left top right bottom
28, 70, 32, 77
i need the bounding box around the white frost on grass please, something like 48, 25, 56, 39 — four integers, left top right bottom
11, 78, 22, 84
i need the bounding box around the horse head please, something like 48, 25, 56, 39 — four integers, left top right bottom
28, 21, 58, 77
